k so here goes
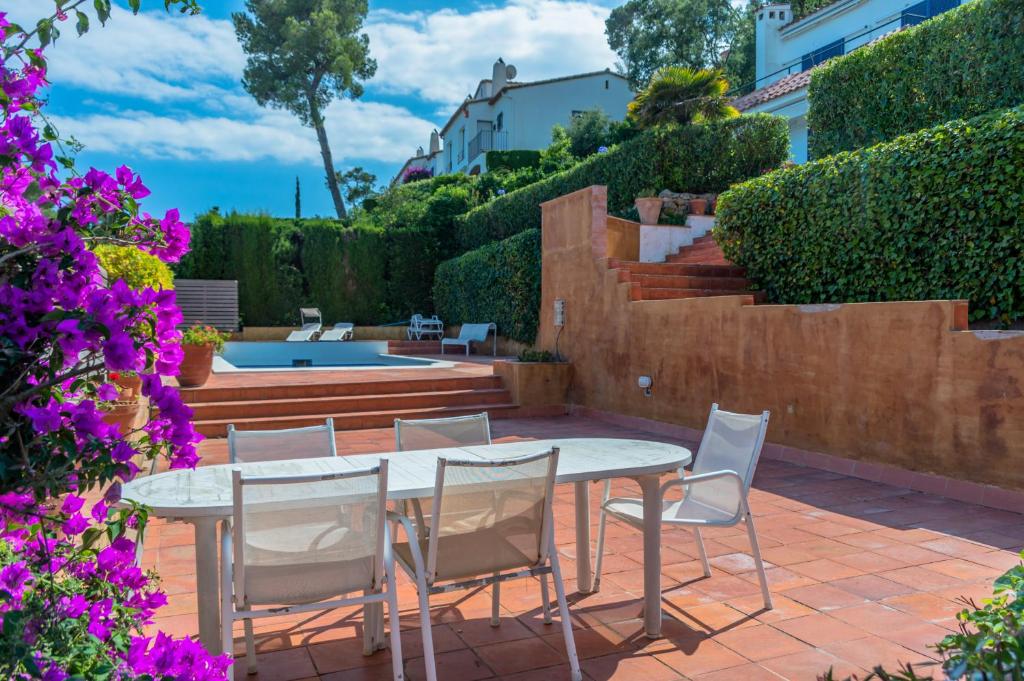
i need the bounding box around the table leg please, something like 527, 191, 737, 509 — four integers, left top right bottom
638, 474, 663, 638
193, 517, 222, 654
574, 481, 593, 594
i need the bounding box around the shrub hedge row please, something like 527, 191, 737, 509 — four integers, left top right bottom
176, 213, 443, 326
485, 150, 541, 171
808, 0, 1024, 159
715, 106, 1024, 323
432, 229, 541, 344
455, 114, 789, 251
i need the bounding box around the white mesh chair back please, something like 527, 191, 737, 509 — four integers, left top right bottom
228, 419, 337, 464
426, 448, 557, 583
299, 308, 322, 327
687, 405, 770, 515
394, 413, 491, 452
231, 462, 387, 607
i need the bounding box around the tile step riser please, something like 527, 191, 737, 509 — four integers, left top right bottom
189, 389, 512, 420
180, 376, 503, 404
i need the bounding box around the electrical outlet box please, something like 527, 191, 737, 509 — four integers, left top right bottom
554, 298, 566, 327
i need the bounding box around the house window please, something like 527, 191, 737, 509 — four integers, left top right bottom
458, 127, 465, 162
901, 0, 959, 27
801, 38, 844, 71
496, 112, 503, 131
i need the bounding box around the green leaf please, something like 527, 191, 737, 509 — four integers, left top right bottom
75, 10, 89, 36
128, 0, 141, 14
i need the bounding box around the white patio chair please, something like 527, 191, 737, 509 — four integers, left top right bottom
407, 314, 444, 340
440, 323, 497, 356
227, 418, 337, 463
389, 448, 581, 681
220, 462, 405, 678
319, 323, 354, 341
594, 404, 773, 610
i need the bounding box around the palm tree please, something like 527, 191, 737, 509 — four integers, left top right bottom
628, 67, 738, 128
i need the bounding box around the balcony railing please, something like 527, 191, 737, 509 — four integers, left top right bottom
467, 130, 508, 163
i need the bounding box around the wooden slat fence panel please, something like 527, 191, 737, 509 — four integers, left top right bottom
174, 279, 239, 331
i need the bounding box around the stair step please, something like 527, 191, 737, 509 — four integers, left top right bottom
189, 388, 512, 420
387, 340, 442, 355
608, 259, 746, 278
692, 234, 716, 245
180, 375, 503, 404
668, 256, 733, 266
629, 274, 751, 290
193, 403, 526, 438
630, 287, 758, 301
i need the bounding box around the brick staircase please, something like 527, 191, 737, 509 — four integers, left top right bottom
609, 235, 764, 302
182, 375, 529, 437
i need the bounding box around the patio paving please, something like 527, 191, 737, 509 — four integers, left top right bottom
140, 415, 1024, 680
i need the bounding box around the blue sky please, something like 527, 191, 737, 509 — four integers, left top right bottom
10, 0, 621, 220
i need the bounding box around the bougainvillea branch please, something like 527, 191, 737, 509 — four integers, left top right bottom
0, 2, 229, 678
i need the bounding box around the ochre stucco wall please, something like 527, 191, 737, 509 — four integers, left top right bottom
537, 186, 1024, 490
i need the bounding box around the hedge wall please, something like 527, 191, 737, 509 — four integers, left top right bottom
455, 114, 789, 251
486, 150, 541, 171
808, 0, 1024, 159
177, 213, 445, 326
433, 229, 541, 344
715, 106, 1024, 323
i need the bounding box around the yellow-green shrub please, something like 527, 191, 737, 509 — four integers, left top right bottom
94, 244, 174, 291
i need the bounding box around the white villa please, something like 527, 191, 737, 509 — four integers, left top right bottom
394, 59, 633, 182
733, 0, 966, 162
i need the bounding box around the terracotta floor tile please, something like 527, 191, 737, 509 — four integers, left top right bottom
541, 624, 636, 660
886, 623, 951, 660
829, 574, 915, 601
874, 545, 949, 566
828, 603, 926, 636
475, 636, 565, 676
759, 648, 864, 681
881, 592, 963, 623
830, 551, 909, 573
921, 558, 1002, 581
451, 616, 537, 647
772, 613, 870, 647
404, 649, 493, 681
823, 636, 938, 676
500, 663, 574, 681
736, 566, 819, 592
692, 662, 784, 681
233, 646, 318, 681
880, 566, 966, 591
779, 583, 868, 611
709, 552, 773, 574
653, 639, 747, 677
582, 652, 683, 681
319, 665, 400, 681
786, 558, 865, 582
664, 602, 758, 635
713, 624, 810, 661
760, 546, 820, 566
726, 594, 817, 624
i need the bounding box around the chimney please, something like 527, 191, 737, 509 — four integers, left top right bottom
429, 130, 440, 155
491, 57, 507, 97
755, 3, 791, 86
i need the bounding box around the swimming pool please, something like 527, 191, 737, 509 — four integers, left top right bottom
213, 341, 453, 372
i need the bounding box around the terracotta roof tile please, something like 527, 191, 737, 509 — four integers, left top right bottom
732, 69, 812, 111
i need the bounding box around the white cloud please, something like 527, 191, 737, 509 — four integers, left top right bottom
50, 99, 435, 165
366, 0, 619, 106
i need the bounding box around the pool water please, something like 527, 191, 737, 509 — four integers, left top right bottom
213, 341, 452, 372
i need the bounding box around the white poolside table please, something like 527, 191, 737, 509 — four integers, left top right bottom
122, 438, 691, 654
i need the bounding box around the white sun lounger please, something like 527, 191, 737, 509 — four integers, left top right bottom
319, 323, 354, 342
286, 323, 320, 342
440, 323, 496, 356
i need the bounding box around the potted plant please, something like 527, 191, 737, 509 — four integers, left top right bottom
178, 324, 228, 388
689, 196, 708, 216
634, 188, 663, 225
108, 370, 141, 399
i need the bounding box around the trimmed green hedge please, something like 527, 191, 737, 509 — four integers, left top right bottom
433, 229, 541, 344
716, 106, 1024, 323
486, 150, 541, 171
177, 213, 444, 326
808, 0, 1024, 159
456, 114, 789, 251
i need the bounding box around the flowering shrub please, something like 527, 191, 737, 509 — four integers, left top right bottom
0, 2, 229, 678
180, 324, 229, 352
401, 165, 432, 183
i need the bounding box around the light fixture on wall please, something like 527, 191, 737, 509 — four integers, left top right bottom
638, 375, 653, 397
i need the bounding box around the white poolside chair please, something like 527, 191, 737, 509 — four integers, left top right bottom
389, 448, 581, 681
287, 308, 323, 341
440, 323, 497, 356
594, 404, 773, 610
319, 323, 354, 342
407, 314, 444, 340
227, 419, 337, 463
221, 462, 405, 678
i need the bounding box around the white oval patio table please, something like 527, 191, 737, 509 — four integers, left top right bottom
123, 437, 691, 655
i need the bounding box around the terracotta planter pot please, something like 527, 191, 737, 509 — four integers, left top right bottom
635, 197, 663, 225
113, 373, 142, 399
102, 400, 141, 436
178, 343, 214, 388
689, 198, 708, 216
